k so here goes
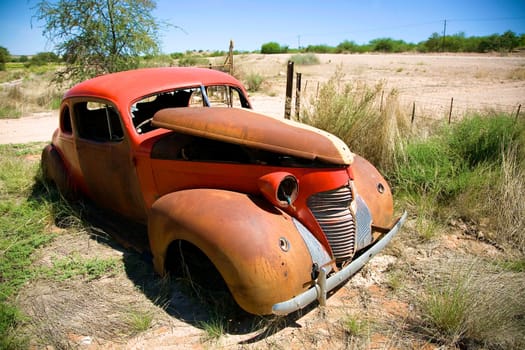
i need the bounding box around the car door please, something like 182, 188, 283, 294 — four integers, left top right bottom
72, 100, 146, 222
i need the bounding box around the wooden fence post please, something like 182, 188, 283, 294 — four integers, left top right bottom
411, 102, 416, 126
284, 61, 294, 119
516, 104, 521, 121
295, 72, 302, 120
448, 97, 454, 124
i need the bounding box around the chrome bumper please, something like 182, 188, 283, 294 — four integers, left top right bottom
272, 211, 407, 315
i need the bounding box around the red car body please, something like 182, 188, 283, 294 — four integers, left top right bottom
41, 67, 406, 315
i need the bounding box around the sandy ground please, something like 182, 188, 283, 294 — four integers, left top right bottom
1, 53, 524, 145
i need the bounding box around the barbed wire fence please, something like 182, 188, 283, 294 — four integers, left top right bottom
285, 66, 523, 129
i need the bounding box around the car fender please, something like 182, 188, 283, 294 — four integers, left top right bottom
148, 188, 315, 315
41, 144, 77, 200
351, 154, 394, 229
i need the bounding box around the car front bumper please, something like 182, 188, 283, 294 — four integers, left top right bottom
272, 211, 408, 315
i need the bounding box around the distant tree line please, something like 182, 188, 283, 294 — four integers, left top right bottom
1, 30, 523, 74
261, 30, 525, 54
0, 47, 61, 71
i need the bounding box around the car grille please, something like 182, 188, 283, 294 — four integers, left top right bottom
307, 185, 356, 262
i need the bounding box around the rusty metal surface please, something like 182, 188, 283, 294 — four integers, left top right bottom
75, 137, 147, 222
152, 107, 353, 165
351, 155, 394, 229
148, 189, 314, 315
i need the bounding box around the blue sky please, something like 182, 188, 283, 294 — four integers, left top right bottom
1, 0, 524, 55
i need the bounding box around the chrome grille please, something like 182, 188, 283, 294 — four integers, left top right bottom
307, 186, 356, 261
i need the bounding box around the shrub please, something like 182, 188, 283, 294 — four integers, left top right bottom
244, 72, 264, 92
305, 44, 335, 53
392, 114, 525, 251
29, 52, 60, 66
336, 40, 360, 53
260, 42, 288, 54
447, 115, 523, 168
393, 138, 461, 198
289, 53, 319, 65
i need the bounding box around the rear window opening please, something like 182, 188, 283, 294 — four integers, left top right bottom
74, 101, 123, 142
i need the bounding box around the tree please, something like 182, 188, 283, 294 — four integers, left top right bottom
499, 30, 520, 52
261, 42, 288, 54
424, 33, 442, 52
370, 38, 394, 52
34, 0, 162, 83
29, 51, 60, 66
0, 46, 9, 71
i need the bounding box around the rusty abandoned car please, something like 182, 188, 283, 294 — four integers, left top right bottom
41, 67, 407, 315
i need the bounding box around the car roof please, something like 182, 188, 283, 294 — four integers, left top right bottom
64, 67, 245, 105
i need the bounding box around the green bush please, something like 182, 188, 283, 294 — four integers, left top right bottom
260, 42, 288, 54
394, 138, 462, 198
336, 40, 369, 53
393, 114, 524, 196
391, 114, 525, 251
305, 44, 335, 53
28, 52, 60, 66
447, 115, 524, 168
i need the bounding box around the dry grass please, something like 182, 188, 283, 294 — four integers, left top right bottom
491, 144, 525, 252
19, 278, 166, 348
416, 258, 525, 349
0, 70, 63, 119
300, 66, 411, 172
508, 67, 525, 80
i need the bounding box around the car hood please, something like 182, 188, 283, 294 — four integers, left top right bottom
152, 107, 353, 165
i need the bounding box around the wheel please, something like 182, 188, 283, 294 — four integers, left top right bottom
41, 145, 77, 200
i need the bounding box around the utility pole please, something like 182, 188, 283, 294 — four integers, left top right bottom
442, 19, 447, 52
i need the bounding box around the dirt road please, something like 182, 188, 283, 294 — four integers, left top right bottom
0, 112, 56, 145
0, 96, 285, 145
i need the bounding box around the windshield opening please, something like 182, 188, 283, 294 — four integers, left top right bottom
131, 85, 250, 134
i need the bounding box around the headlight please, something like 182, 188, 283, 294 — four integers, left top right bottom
258, 172, 299, 209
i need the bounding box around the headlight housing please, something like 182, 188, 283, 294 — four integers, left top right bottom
258, 172, 299, 209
